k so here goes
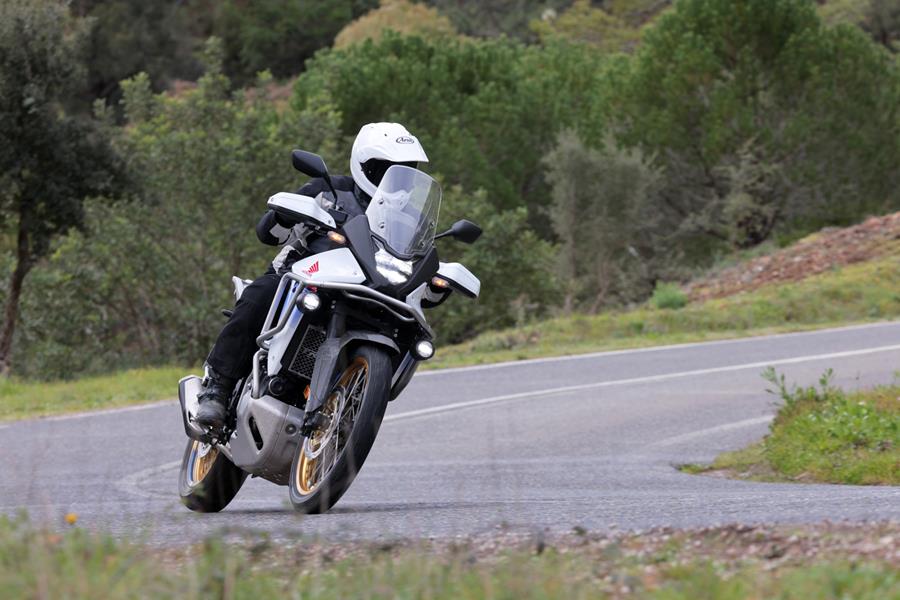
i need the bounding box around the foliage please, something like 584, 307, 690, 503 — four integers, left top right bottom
0, 0, 125, 373
532, 0, 641, 52
432, 187, 558, 342
214, 0, 377, 85
864, 0, 900, 52
759, 369, 899, 485
543, 131, 660, 310
650, 282, 687, 310
70, 0, 201, 110
335, 0, 459, 49
613, 0, 900, 253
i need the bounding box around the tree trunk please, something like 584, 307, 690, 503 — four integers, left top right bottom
0, 223, 33, 376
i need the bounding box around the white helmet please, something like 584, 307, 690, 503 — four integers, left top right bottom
350, 122, 429, 197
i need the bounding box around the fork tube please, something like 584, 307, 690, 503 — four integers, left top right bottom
326, 303, 347, 339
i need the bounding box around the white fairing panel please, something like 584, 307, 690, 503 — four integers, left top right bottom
267, 249, 366, 374
437, 262, 480, 298
291, 248, 366, 285
267, 192, 336, 229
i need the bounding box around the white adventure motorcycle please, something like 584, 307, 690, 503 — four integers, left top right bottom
177, 151, 481, 513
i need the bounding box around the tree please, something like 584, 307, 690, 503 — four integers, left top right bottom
612, 0, 900, 251
214, 0, 377, 85
864, 0, 900, 52
69, 0, 200, 110
543, 131, 659, 311
0, 0, 124, 375
335, 0, 459, 49
531, 0, 641, 53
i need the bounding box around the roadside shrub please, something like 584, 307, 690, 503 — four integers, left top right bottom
761, 368, 900, 484
651, 282, 688, 310
543, 131, 660, 312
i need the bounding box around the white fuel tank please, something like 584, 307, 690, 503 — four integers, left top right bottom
291, 248, 366, 285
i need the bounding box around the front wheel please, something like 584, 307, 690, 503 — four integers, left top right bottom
179, 439, 247, 512
288, 345, 392, 513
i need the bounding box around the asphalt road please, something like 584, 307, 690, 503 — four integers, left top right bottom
2, 322, 899, 544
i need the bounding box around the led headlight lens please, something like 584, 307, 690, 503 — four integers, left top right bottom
414, 340, 435, 360
300, 292, 321, 311
375, 249, 414, 284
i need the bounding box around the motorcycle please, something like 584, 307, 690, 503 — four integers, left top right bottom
177, 150, 481, 513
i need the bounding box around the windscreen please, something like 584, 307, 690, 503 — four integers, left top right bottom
366, 165, 441, 257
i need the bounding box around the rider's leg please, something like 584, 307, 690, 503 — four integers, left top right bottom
196, 266, 281, 428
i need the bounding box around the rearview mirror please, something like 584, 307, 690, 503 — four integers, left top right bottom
435, 219, 482, 244
291, 149, 330, 179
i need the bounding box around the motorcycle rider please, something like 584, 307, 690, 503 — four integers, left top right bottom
195, 122, 429, 429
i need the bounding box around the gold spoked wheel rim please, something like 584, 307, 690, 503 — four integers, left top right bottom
296, 357, 369, 496
189, 440, 218, 485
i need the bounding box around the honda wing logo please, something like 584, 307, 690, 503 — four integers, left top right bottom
302, 261, 319, 277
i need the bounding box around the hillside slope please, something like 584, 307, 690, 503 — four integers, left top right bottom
687, 212, 900, 302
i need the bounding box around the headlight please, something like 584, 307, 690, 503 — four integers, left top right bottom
375, 249, 413, 284
300, 292, 321, 311
414, 339, 435, 360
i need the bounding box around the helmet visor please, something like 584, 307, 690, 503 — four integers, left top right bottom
361, 159, 418, 190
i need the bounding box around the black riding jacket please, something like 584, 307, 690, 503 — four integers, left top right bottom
256, 176, 370, 273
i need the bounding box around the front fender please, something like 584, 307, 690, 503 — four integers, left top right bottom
306, 331, 399, 417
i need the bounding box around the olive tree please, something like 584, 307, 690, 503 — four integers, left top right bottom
0, 0, 124, 375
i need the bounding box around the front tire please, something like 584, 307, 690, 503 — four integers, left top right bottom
288, 345, 392, 514
179, 439, 247, 513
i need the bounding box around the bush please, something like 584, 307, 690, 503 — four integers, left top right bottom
759, 368, 900, 484
650, 282, 688, 310
543, 131, 660, 311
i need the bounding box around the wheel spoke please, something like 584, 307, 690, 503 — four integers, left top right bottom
296, 358, 369, 497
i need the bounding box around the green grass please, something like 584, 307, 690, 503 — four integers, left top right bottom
3, 249, 900, 421
685, 372, 900, 485
0, 366, 189, 421
650, 281, 688, 310
1, 515, 897, 599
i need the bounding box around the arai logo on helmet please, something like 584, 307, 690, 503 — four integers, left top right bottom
396, 136, 416, 144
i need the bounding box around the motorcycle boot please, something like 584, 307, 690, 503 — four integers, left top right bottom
195, 368, 236, 430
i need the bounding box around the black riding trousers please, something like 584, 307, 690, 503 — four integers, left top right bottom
205, 267, 281, 381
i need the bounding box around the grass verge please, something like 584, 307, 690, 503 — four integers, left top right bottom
2, 515, 898, 599
2, 251, 899, 421
0, 366, 189, 421
683, 371, 900, 485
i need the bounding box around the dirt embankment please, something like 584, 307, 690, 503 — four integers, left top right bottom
687, 212, 900, 302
